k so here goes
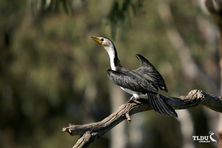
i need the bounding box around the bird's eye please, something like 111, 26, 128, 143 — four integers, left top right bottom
101, 38, 104, 41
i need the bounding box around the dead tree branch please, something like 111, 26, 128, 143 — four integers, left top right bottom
62, 89, 222, 148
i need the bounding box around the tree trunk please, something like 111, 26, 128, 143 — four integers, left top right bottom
110, 84, 127, 148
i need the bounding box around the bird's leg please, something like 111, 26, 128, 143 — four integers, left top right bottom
128, 96, 134, 102
128, 96, 141, 104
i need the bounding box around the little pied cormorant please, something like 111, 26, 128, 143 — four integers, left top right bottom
91, 36, 177, 117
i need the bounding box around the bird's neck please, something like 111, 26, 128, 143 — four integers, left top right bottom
104, 45, 122, 71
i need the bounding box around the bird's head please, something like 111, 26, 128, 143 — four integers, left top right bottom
90, 36, 113, 48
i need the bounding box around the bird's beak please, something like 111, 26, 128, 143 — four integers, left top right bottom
90, 37, 102, 45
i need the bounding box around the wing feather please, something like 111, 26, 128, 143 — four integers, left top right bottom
107, 69, 157, 93
134, 54, 168, 92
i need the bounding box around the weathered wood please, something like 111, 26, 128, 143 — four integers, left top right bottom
62, 89, 222, 148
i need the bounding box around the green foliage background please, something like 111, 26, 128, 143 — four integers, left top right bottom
0, 0, 218, 148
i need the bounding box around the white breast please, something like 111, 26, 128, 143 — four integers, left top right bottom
120, 87, 147, 99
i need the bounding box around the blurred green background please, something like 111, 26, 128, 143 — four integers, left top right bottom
0, 0, 220, 148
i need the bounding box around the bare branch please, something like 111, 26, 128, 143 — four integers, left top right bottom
62, 89, 222, 148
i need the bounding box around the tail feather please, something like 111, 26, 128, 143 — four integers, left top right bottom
155, 98, 167, 114
150, 97, 160, 113
151, 97, 165, 114
148, 94, 178, 118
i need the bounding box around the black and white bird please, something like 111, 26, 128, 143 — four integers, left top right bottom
91, 36, 177, 117
209, 131, 219, 143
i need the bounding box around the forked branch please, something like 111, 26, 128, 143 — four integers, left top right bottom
62, 89, 222, 148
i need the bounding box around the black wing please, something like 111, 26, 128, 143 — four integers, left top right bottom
107, 69, 158, 94
133, 54, 168, 92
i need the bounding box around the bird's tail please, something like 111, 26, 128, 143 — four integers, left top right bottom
148, 94, 178, 118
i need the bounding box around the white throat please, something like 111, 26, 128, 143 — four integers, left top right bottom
104, 46, 117, 71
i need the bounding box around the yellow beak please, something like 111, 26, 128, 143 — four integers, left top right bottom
90, 37, 102, 45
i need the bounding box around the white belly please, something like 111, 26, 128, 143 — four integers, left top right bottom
120, 87, 147, 99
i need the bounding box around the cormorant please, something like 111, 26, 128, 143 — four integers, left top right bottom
209, 131, 219, 143
91, 36, 177, 117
